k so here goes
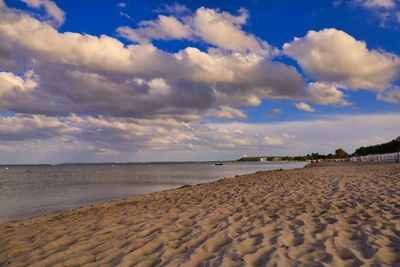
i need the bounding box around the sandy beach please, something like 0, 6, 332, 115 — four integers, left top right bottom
1, 161, 399, 266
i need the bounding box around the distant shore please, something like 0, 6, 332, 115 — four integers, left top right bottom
1, 161, 399, 266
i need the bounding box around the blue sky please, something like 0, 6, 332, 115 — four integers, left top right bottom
0, 0, 399, 163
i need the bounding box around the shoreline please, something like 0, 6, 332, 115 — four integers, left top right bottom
3, 165, 304, 225
1, 161, 399, 266
0, 161, 307, 224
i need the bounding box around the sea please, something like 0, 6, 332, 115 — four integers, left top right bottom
0, 161, 307, 223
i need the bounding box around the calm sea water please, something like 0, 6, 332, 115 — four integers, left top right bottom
0, 161, 307, 223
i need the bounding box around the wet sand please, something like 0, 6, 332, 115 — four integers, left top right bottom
1, 161, 399, 266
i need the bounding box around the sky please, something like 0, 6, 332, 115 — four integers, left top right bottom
0, 0, 399, 164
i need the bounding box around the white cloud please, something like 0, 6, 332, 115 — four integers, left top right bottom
192, 7, 273, 56
337, 0, 399, 26
118, 7, 274, 56
205, 106, 247, 120
0, 113, 399, 163
0, 4, 307, 119
360, 0, 396, 9
263, 135, 284, 146
1, 2, 397, 124
294, 102, 315, 112
0, 70, 38, 93
117, 2, 126, 8
0, 61, 303, 119
0, 70, 64, 115
117, 15, 191, 43
283, 28, 400, 90
210, 113, 400, 157
0, 114, 77, 141
20, 0, 65, 27
0, 12, 141, 74
377, 86, 400, 103
1, 2, 400, 164
306, 82, 351, 106
155, 3, 191, 15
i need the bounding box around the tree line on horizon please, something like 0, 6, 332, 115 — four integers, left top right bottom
238, 137, 400, 161
238, 148, 348, 162
352, 136, 400, 156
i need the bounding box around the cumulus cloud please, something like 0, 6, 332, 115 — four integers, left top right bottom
192, 7, 273, 56
306, 82, 351, 106
0, 70, 38, 92
118, 7, 274, 56
283, 28, 400, 90
0, 114, 77, 141
205, 106, 247, 120
0, 70, 64, 115
117, 15, 191, 43
20, 0, 65, 27
0, 12, 141, 74
175, 47, 305, 96
377, 86, 400, 103
294, 102, 315, 112
1, 2, 400, 163
0, 3, 397, 120
0, 3, 307, 119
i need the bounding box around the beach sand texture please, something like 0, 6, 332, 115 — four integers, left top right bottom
1, 162, 400, 266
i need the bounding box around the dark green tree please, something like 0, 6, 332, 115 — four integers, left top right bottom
353, 137, 400, 156
335, 148, 348, 158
